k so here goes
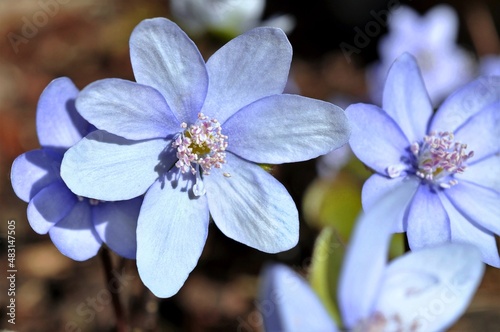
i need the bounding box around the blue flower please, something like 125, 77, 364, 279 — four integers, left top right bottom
10, 77, 141, 261
170, 0, 295, 38
60, 18, 350, 297
348, 53, 500, 267
259, 184, 484, 331
367, 5, 474, 107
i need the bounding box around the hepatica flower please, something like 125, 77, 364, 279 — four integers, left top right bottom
367, 5, 474, 107
61, 18, 350, 297
259, 184, 484, 331
10, 77, 140, 261
348, 53, 500, 267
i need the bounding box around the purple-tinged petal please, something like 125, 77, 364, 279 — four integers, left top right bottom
431, 76, 500, 133
444, 180, 500, 236
439, 192, 500, 267
201, 27, 292, 124
130, 18, 208, 124
259, 264, 337, 332
49, 201, 102, 261
11, 149, 62, 202
338, 177, 419, 329
346, 103, 409, 176
76, 79, 180, 140
137, 172, 209, 298
224, 94, 350, 164
205, 153, 298, 253
456, 154, 500, 193
36, 77, 89, 149
93, 197, 142, 259
27, 181, 77, 234
382, 53, 433, 144
406, 185, 450, 250
373, 243, 483, 331
453, 101, 500, 161
61, 131, 173, 201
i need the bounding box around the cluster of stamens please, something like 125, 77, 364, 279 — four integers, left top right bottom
410, 131, 473, 189
172, 113, 228, 176
77, 196, 101, 206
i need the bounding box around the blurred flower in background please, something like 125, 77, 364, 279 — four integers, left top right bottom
259, 183, 484, 331
170, 0, 295, 38
367, 5, 475, 107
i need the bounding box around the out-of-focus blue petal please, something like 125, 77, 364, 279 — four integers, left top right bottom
431, 76, 500, 133
224, 94, 350, 164
61, 131, 173, 201
406, 185, 450, 249
202, 27, 292, 124
76, 79, 180, 140
445, 180, 500, 236
130, 18, 208, 124
93, 197, 142, 259
382, 53, 433, 144
137, 172, 209, 298
454, 101, 500, 162
36, 77, 89, 149
259, 264, 337, 332
27, 181, 77, 234
11, 149, 62, 202
49, 201, 102, 261
346, 103, 409, 176
439, 192, 500, 267
338, 177, 420, 329
456, 154, 500, 193
205, 153, 298, 253
373, 243, 484, 331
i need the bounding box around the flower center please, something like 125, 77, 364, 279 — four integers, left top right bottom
173, 113, 228, 176
77, 196, 102, 206
410, 131, 473, 189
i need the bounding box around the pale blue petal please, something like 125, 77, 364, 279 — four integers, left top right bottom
76, 79, 180, 140
346, 103, 409, 176
27, 181, 77, 234
439, 192, 500, 267
454, 101, 500, 161
61, 131, 173, 201
361, 175, 410, 231
49, 201, 102, 261
205, 153, 298, 253
373, 243, 484, 331
202, 27, 292, 124
93, 197, 142, 259
130, 18, 208, 124
259, 264, 337, 332
406, 185, 450, 250
36, 77, 89, 149
338, 177, 420, 329
382, 53, 433, 143
137, 172, 209, 298
431, 76, 500, 133
456, 154, 500, 193
11, 149, 62, 202
445, 181, 500, 236
224, 95, 350, 164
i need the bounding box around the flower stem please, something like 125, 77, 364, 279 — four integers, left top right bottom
100, 247, 127, 332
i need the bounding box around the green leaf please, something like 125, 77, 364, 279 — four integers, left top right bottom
309, 227, 345, 325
